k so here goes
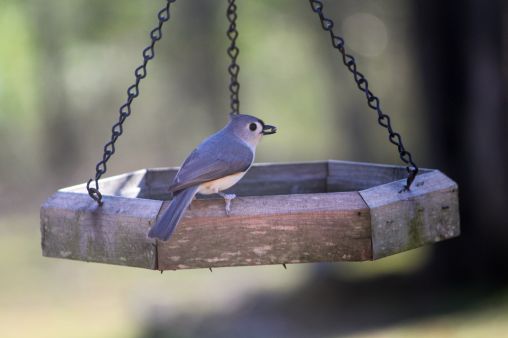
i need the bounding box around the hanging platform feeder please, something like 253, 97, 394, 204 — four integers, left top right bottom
40, 0, 461, 270
41, 160, 459, 270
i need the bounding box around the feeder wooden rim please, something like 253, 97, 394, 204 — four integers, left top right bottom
40, 160, 460, 271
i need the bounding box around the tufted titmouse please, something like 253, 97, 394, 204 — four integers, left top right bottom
148, 114, 277, 241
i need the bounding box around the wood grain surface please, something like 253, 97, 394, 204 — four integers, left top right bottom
41, 191, 161, 269
360, 170, 460, 259
156, 191, 371, 270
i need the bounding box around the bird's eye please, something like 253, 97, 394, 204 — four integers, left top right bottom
249, 123, 257, 131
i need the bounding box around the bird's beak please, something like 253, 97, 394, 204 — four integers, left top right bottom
262, 124, 277, 135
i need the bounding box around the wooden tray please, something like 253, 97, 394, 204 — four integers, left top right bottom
40, 160, 460, 270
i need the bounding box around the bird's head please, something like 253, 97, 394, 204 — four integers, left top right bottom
228, 113, 277, 147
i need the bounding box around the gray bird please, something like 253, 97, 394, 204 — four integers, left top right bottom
148, 113, 277, 241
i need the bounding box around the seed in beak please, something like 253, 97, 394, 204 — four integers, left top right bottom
262, 124, 277, 135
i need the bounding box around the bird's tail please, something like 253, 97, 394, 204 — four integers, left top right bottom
148, 186, 199, 241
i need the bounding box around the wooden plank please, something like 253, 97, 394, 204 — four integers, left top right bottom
230, 161, 328, 195
359, 170, 460, 259
62, 169, 148, 198
40, 191, 161, 269
145, 162, 328, 199
328, 160, 432, 191
142, 167, 179, 200
157, 191, 371, 270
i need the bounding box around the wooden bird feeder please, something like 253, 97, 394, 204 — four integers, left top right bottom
41, 160, 460, 270
40, 1, 461, 270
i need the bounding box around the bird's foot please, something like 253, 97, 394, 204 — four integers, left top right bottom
219, 192, 236, 216
188, 196, 197, 210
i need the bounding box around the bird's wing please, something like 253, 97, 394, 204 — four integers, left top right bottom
168, 134, 253, 193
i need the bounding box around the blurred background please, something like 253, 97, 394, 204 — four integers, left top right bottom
1, 0, 507, 337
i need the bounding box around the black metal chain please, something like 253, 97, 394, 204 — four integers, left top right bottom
309, 0, 419, 191
86, 0, 176, 206
226, 0, 241, 115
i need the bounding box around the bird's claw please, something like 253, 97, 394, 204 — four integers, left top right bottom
188, 196, 197, 210
219, 193, 236, 216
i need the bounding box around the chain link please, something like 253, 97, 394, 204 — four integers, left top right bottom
309, 0, 419, 191
226, 0, 240, 115
86, 0, 176, 205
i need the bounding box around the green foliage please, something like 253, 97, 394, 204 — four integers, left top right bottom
0, 2, 37, 125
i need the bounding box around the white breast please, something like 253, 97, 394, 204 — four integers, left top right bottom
198, 171, 247, 195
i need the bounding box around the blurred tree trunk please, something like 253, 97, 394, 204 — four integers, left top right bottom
172, 0, 224, 129
414, 0, 508, 286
